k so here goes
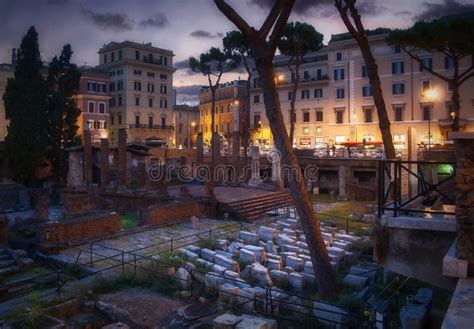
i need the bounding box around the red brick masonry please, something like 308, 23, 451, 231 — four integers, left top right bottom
140, 200, 200, 226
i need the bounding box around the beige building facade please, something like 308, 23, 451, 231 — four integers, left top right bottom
98, 41, 176, 147
173, 104, 199, 149
250, 33, 474, 153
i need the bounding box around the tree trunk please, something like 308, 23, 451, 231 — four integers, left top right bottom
256, 53, 336, 300
207, 88, 216, 196
360, 42, 396, 159
288, 59, 300, 147
244, 70, 252, 174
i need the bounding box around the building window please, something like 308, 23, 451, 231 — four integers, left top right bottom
362, 65, 368, 78
336, 52, 342, 61
135, 50, 140, 60
161, 117, 166, 128
364, 107, 373, 123
301, 90, 310, 99
111, 52, 115, 62
87, 82, 96, 92
336, 110, 344, 124
420, 58, 432, 71
118, 50, 122, 60
254, 115, 261, 128
336, 88, 345, 99
362, 85, 373, 97
99, 121, 106, 129
288, 92, 293, 101
117, 80, 123, 91
110, 116, 115, 125
253, 77, 261, 88
421, 79, 432, 94
109, 82, 115, 92
135, 115, 140, 128
134, 69, 142, 76
109, 98, 115, 107
422, 105, 432, 121
88, 101, 95, 113
445, 56, 454, 69
148, 72, 155, 78
394, 46, 401, 54
303, 112, 310, 122
118, 115, 122, 125
160, 99, 167, 108
314, 88, 323, 98
116, 69, 124, 75
334, 68, 345, 80
109, 71, 115, 77
103, 54, 107, 63
302, 127, 310, 135
392, 61, 404, 75
303, 71, 310, 80
134, 81, 142, 91
98, 83, 106, 93
394, 105, 404, 122
392, 82, 405, 95
147, 83, 155, 93
87, 120, 94, 130
160, 85, 167, 94
254, 95, 260, 104
135, 97, 140, 106
148, 116, 153, 128
118, 96, 122, 106
98, 102, 106, 114
316, 69, 322, 80
160, 74, 168, 80
316, 111, 323, 122
148, 98, 153, 107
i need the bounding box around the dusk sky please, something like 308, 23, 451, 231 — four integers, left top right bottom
1, 0, 472, 104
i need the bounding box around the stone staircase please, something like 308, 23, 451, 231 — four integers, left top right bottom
0, 249, 19, 277
220, 191, 294, 220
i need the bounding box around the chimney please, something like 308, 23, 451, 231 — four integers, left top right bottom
11, 48, 17, 66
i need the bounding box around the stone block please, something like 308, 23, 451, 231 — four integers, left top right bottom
216, 239, 228, 251
8, 249, 28, 262
400, 304, 428, 329
239, 248, 256, 265
176, 267, 192, 290
269, 270, 289, 288
216, 250, 234, 258
286, 256, 304, 272
224, 270, 240, 285
236, 289, 255, 313
289, 272, 304, 290
349, 266, 377, 280
313, 301, 349, 329
18, 257, 34, 269
302, 273, 316, 286
414, 288, 433, 308
212, 264, 227, 276
283, 295, 310, 315
188, 245, 201, 254
296, 241, 308, 249
283, 266, 295, 274
195, 258, 213, 270
240, 231, 260, 245
242, 245, 266, 263
178, 249, 199, 262
252, 263, 273, 286
266, 259, 282, 271
280, 251, 297, 264
235, 315, 277, 329
275, 234, 296, 247
304, 261, 314, 275
213, 313, 242, 329
264, 241, 278, 254
281, 244, 300, 253
205, 272, 225, 289
266, 253, 282, 261
215, 254, 240, 273
258, 226, 278, 243
218, 284, 239, 305
343, 274, 369, 288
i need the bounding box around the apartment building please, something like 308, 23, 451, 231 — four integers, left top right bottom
199, 80, 249, 149
75, 66, 110, 143
98, 41, 175, 146
250, 31, 474, 152
173, 104, 199, 149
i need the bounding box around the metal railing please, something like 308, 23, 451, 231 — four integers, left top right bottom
377, 159, 456, 218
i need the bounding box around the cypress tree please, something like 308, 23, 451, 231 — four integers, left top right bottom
47, 44, 81, 183
3, 26, 48, 185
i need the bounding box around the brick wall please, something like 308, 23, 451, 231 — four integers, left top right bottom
39, 212, 121, 246
139, 200, 200, 226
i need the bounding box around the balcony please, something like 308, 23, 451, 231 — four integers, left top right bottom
438, 119, 467, 128
129, 124, 174, 130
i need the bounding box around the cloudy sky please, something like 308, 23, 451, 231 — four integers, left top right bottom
0, 0, 472, 104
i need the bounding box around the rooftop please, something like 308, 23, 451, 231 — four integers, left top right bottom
99, 41, 174, 57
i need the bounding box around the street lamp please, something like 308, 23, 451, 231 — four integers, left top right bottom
426, 88, 438, 150
189, 121, 196, 149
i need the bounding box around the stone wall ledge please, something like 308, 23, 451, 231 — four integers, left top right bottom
441, 277, 474, 329
388, 216, 457, 232
443, 239, 468, 279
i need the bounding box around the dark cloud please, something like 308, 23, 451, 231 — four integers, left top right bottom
81, 8, 134, 32
414, 0, 474, 21
175, 84, 203, 95
248, 0, 385, 17
190, 30, 223, 39
139, 12, 169, 29
177, 94, 200, 105
175, 59, 197, 76
395, 10, 412, 16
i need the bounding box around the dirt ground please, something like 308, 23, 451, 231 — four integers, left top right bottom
99, 288, 184, 328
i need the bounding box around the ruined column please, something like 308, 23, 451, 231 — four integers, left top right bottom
232, 80, 241, 184
270, 149, 283, 190
100, 138, 109, 189
117, 129, 127, 189
67, 150, 83, 189
83, 130, 92, 187
450, 132, 474, 275
248, 146, 262, 187
338, 165, 347, 200
407, 127, 418, 199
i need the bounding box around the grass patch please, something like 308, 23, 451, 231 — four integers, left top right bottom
196, 238, 219, 250
1, 267, 52, 285
120, 213, 139, 230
